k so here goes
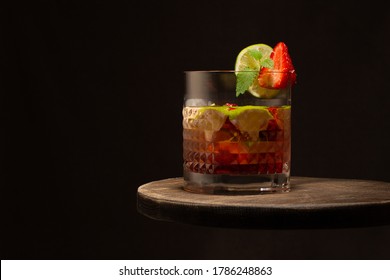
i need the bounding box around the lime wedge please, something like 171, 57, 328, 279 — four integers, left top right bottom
248, 80, 280, 98
235, 44, 277, 98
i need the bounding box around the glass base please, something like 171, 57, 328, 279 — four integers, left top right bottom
183, 170, 290, 194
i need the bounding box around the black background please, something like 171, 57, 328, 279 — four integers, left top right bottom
2, 0, 390, 259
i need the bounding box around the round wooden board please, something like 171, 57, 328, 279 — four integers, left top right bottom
137, 177, 390, 229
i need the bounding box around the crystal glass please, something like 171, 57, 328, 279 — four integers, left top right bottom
183, 70, 293, 194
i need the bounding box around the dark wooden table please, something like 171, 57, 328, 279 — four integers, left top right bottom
137, 177, 390, 229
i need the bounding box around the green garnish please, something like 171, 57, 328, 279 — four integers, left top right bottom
234, 44, 274, 97
235, 68, 258, 97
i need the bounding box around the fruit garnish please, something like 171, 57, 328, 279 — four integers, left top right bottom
247, 80, 280, 98
258, 42, 296, 89
234, 44, 274, 97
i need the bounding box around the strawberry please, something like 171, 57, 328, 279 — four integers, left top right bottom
258, 42, 296, 89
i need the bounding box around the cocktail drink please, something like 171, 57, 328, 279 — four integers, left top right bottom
183, 43, 296, 194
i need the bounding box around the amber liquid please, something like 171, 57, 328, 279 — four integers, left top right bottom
183, 106, 291, 176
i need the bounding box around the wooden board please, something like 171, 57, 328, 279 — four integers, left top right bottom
137, 177, 390, 229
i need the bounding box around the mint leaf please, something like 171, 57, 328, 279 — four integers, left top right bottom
261, 57, 274, 69
248, 49, 263, 61
236, 69, 258, 97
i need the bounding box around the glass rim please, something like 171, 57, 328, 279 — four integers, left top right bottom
184, 69, 296, 74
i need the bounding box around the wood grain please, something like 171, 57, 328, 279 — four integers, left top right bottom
137, 177, 390, 229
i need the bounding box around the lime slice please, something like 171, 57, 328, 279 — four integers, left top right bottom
235, 44, 273, 71
230, 106, 273, 136
235, 44, 276, 98
248, 80, 280, 98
